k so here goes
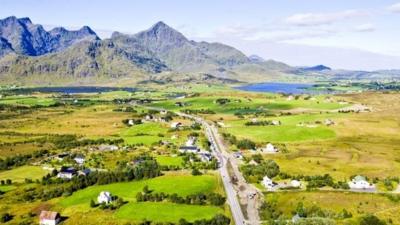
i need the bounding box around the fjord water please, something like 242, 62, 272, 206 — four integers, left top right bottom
236, 82, 315, 94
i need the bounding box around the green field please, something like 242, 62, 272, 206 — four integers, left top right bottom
223, 113, 338, 143
0, 166, 49, 183
115, 202, 224, 222
0, 96, 56, 106
266, 191, 400, 224
120, 122, 169, 145
156, 155, 184, 166
58, 173, 223, 223
60, 174, 219, 208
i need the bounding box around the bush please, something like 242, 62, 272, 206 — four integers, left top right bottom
359, 214, 386, 225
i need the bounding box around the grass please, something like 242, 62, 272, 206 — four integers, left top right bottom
223, 113, 338, 143
0, 96, 56, 106
120, 122, 170, 145
0, 166, 49, 183
0, 185, 16, 192
58, 173, 224, 223
60, 173, 219, 208
266, 191, 400, 224
156, 155, 184, 167
115, 202, 224, 222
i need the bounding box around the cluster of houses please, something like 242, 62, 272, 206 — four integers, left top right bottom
179, 136, 214, 162
57, 167, 91, 179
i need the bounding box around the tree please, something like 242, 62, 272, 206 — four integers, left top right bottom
90, 199, 96, 208
0, 213, 13, 223
191, 168, 202, 176
359, 214, 386, 225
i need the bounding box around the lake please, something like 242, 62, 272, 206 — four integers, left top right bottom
11, 86, 137, 94
236, 82, 316, 94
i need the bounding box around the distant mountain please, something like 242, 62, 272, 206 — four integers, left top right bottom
0, 37, 13, 57
112, 21, 250, 72
0, 16, 99, 56
301, 65, 331, 72
248, 55, 265, 63
0, 16, 398, 86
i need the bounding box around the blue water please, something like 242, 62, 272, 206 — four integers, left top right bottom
12, 86, 136, 94
236, 82, 315, 94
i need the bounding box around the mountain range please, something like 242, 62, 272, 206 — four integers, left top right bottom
0, 16, 399, 86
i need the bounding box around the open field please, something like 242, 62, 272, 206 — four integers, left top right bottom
266, 191, 400, 224
0, 165, 49, 183
56, 173, 225, 223
115, 202, 224, 222
156, 155, 184, 166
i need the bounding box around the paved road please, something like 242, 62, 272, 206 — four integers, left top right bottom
144, 107, 259, 225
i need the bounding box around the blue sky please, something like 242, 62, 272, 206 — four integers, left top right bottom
1, 0, 400, 70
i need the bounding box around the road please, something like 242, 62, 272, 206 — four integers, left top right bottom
174, 111, 261, 225
144, 107, 261, 225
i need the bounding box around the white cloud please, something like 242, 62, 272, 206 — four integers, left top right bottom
284, 10, 369, 26
388, 2, 400, 13
354, 23, 375, 32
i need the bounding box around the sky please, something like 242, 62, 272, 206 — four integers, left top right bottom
1, 0, 400, 70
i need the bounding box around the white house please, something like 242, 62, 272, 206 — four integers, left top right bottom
271, 120, 281, 126
290, 180, 301, 188
199, 152, 213, 162
74, 155, 85, 165
128, 119, 135, 126
57, 167, 76, 179
97, 191, 112, 204
324, 119, 335, 126
179, 146, 200, 154
263, 143, 278, 153
348, 175, 375, 189
39, 211, 60, 225
185, 136, 197, 146
261, 176, 276, 190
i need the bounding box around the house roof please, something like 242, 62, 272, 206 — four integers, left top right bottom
40, 211, 59, 220
353, 175, 366, 182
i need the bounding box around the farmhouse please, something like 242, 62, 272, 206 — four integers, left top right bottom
39, 211, 60, 225
261, 143, 278, 153
57, 167, 76, 179
290, 180, 301, 188
179, 146, 200, 154
261, 176, 276, 190
348, 175, 375, 189
98, 191, 112, 204
324, 119, 335, 126
233, 151, 243, 159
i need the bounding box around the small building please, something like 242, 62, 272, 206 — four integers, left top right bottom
98, 191, 112, 204
78, 168, 91, 176
348, 175, 375, 189
98, 144, 119, 151
262, 143, 278, 153
287, 95, 294, 101
160, 110, 167, 115
39, 211, 60, 225
199, 152, 213, 162
57, 167, 76, 179
171, 122, 182, 129
179, 146, 200, 154
185, 136, 197, 147
145, 114, 154, 121
271, 120, 281, 126
128, 119, 135, 126
290, 180, 301, 188
74, 155, 85, 165
324, 119, 335, 126
261, 176, 276, 190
